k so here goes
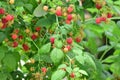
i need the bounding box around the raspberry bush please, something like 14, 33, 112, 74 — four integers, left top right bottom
0, 0, 120, 80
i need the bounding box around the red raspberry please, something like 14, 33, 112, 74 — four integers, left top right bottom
12, 41, 18, 47
50, 37, 55, 44
18, 35, 23, 39
31, 34, 37, 40
2, 18, 8, 24
56, 10, 62, 16
107, 13, 112, 18
35, 27, 41, 32
66, 45, 71, 50
0, 8, 5, 14
5, 14, 14, 21
67, 14, 73, 21
75, 37, 81, 43
100, 16, 106, 21
70, 72, 75, 78
41, 67, 47, 73
22, 43, 29, 51
96, 17, 101, 24
11, 34, 18, 40
67, 7, 73, 13
96, 3, 102, 10
65, 19, 71, 24
66, 37, 73, 44
14, 29, 19, 34
1, 24, 7, 29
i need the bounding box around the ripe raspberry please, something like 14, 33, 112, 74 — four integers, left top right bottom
67, 14, 73, 21
96, 3, 102, 10
5, 14, 14, 21
107, 13, 112, 18
65, 19, 71, 24
50, 37, 55, 44
18, 35, 23, 39
75, 37, 81, 43
67, 7, 73, 13
2, 18, 8, 24
70, 72, 75, 78
14, 29, 19, 34
100, 16, 106, 21
12, 41, 18, 47
56, 10, 62, 16
66, 45, 71, 51
1, 23, 7, 29
11, 34, 18, 40
96, 17, 101, 24
22, 43, 29, 51
66, 37, 73, 44
0, 8, 5, 14
31, 34, 37, 40
35, 27, 41, 32
41, 67, 47, 73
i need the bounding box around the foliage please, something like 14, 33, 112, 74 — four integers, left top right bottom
0, 0, 120, 80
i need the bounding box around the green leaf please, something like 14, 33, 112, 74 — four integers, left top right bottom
51, 70, 66, 80
41, 0, 47, 4
112, 5, 120, 14
3, 53, 17, 72
110, 62, 120, 75
73, 42, 84, 50
58, 64, 67, 69
38, 43, 51, 54
114, 49, 120, 55
72, 47, 83, 55
86, 8, 98, 13
0, 46, 7, 62
97, 45, 110, 52
54, 40, 63, 48
13, 52, 20, 62
87, 37, 97, 54
66, 67, 72, 73
79, 70, 88, 76
73, 67, 79, 72
33, 4, 47, 17
84, 52, 96, 70
0, 32, 6, 43
24, 4, 33, 13
0, 72, 7, 80
35, 14, 56, 27
75, 55, 84, 65
76, 6, 85, 21
114, 1, 120, 6
102, 55, 120, 63
117, 21, 120, 28
40, 55, 52, 63
50, 48, 64, 64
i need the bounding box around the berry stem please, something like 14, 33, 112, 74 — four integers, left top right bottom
66, 54, 72, 67
99, 46, 113, 61
56, 15, 60, 27
32, 40, 39, 50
